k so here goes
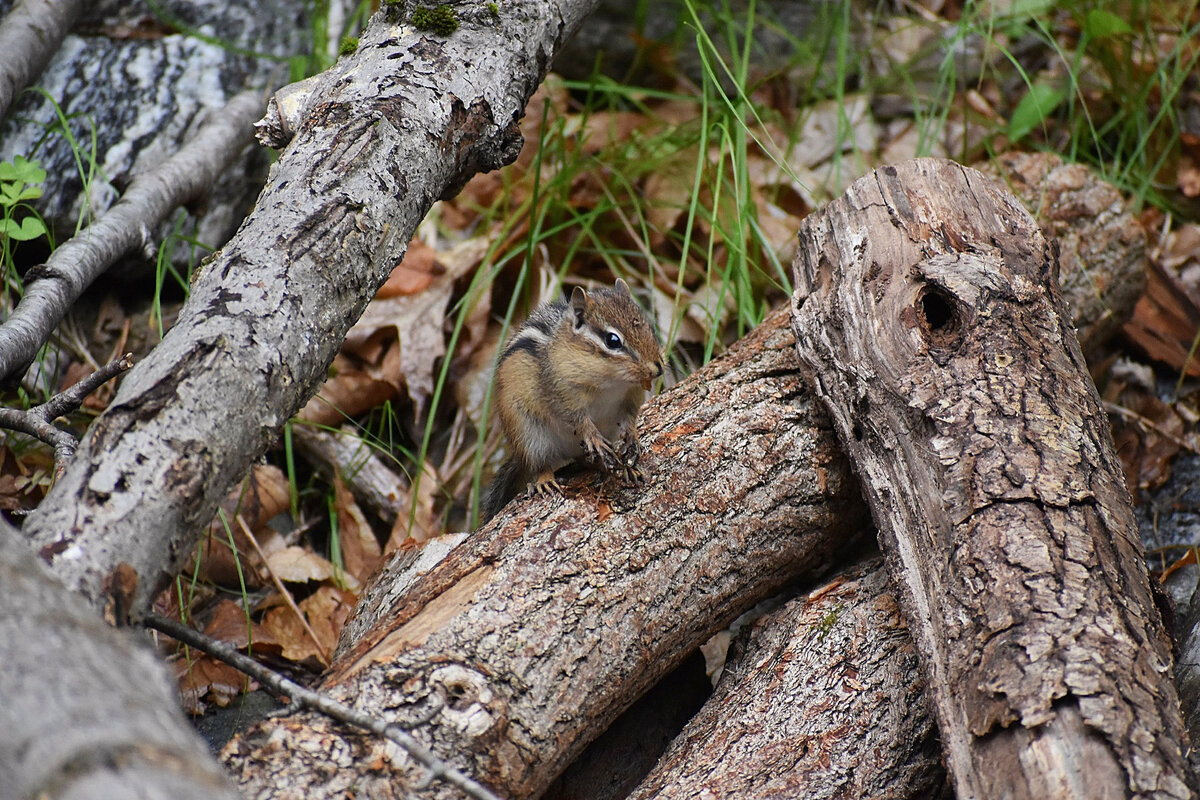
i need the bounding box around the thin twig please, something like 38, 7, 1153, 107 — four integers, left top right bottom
1103, 400, 1200, 456
0, 353, 133, 473
144, 612, 504, 800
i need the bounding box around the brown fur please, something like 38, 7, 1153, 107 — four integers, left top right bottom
482, 279, 663, 521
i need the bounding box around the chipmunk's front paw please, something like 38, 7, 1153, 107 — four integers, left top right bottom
529, 471, 563, 498
582, 431, 622, 473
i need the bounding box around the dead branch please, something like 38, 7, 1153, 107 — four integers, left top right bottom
0, 352, 131, 473
628, 557, 947, 800
790, 158, 1193, 799
0, 518, 241, 800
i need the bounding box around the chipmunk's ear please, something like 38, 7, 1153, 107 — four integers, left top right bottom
571, 286, 588, 328
614, 277, 632, 298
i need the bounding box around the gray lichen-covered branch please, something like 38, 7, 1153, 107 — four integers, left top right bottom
0, 0, 86, 121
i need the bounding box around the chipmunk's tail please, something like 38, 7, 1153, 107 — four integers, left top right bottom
480, 458, 523, 524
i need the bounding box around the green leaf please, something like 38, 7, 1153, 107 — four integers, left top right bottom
1, 215, 46, 241
10, 155, 45, 185
0, 182, 20, 205
16, 185, 42, 201
1084, 9, 1132, 39
1008, 83, 1066, 142
0, 163, 15, 181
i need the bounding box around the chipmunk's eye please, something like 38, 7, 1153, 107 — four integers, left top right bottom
604, 331, 623, 350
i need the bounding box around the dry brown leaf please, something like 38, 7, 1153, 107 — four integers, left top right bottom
299, 585, 357, 654
266, 546, 337, 584
388, 461, 440, 548
336, 237, 485, 417
177, 656, 254, 713
260, 605, 324, 665
202, 599, 281, 654
192, 465, 290, 590
334, 477, 382, 583
260, 585, 356, 664
377, 237, 441, 298
1111, 392, 1187, 492
642, 149, 701, 246
299, 351, 400, 426
575, 110, 651, 155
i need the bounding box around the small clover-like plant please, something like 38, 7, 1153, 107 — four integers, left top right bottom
0, 155, 48, 242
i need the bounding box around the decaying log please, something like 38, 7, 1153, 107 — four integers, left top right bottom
222, 307, 869, 798
977, 151, 1147, 361
0, 519, 240, 800
790, 158, 1193, 799
628, 556, 947, 800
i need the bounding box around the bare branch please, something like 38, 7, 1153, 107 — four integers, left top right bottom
143, 612, 504, 800
0, 0, 87, 121
0, 352, 132, 473
0, 90, 265, 383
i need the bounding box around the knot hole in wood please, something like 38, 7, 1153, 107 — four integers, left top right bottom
916, 284, 962, 350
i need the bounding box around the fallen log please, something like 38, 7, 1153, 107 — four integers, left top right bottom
627, 556, 947, 800
790, 158, 1193, 799
222, 307, 869, 797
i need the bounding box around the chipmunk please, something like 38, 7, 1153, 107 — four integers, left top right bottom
482, 279, 664, 521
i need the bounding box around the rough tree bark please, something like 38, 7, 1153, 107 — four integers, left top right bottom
221, 306, 868, 798
627, 556, 947, 800
0, 518, 240, 800
23, 0, 603, 618
790, 158, 1193, 799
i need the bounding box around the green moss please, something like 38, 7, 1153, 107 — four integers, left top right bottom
338, 35, 359, 56
411, 6, 458, 36
486, 2, 498, 15
383, 0, 403, 5
813, 605, 843, 641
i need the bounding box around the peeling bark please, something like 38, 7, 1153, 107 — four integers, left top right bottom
221, 307, 868, 798
790, 158, 1193, 799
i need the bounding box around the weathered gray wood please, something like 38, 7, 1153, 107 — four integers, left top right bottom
0, 0, 86, 121
24, 0, 604, 618
0, 518, 240, 800
790, 158, 1193, 799
628, 556, 947, 800
0, 0, 309, 261
221, 307, 868, 799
